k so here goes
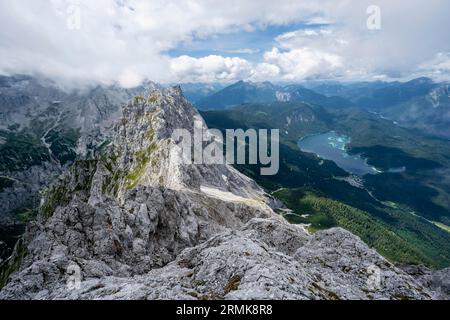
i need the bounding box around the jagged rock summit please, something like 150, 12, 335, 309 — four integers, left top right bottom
0, 85, 440, 300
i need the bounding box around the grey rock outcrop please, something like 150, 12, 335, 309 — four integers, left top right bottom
0, 85, 440, 300
398, 264, 450, 300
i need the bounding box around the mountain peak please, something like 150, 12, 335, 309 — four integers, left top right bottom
405, 77, 434, 86
108, 86, 268, 201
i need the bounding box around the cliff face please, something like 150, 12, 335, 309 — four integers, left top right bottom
0, 86, 441, 300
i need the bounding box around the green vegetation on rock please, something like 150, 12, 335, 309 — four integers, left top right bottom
0, 238, 27, 289
125, 143, 157, 189
40, 160, 98, 220
14, 208, 38, 224
148, 95, 158, 104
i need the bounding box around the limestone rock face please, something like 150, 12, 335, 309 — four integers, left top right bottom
0, 86, 440, 300
398, 264, 450, 300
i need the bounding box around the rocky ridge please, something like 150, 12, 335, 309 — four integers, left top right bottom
0, 86, 445, 300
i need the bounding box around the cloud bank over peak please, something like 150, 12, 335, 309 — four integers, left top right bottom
170, 55, 252, 83
1, 0, 449, 86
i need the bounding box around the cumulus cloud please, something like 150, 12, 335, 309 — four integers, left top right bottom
250, 63, 281, 81
261, 47, 343, 81
221, 48, 260, 54
418, 52, 450, 80
261, 0, 450, 81
275, 28, 337, 49
0, 0, 331, 85
170, 55, 252, 82
169, 48, 344, 82
0, 0, 449, 85
0, 0, 171, 87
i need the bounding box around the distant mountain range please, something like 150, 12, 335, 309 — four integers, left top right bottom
194, 80, 354, 110
178, 82, 226, 105
193, 78, 450, 139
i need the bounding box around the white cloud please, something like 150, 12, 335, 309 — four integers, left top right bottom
221, 48, 260, 54
418, 52, 450, 80
304, 16, 334, 26
263, 0, 450, 81
261, 47, 343, 80
250, 63, 281, 81
117, 69, 145, 88
0, 0, 449, 84
0, 0, 332, 86
274, 28, 350, 53
170, 55, 252, 82
168, 48, 344, 82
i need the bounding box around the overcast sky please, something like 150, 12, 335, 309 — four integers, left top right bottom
1, 0, 449, 87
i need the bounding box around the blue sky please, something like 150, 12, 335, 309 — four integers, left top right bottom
1, 0, 449, 87
167, 22, 326, 62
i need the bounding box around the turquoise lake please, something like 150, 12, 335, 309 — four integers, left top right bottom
298, 131, 380, 176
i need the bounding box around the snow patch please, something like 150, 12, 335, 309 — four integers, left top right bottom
200, 185, 268, 210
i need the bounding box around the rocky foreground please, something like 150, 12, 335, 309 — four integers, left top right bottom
0, 86, 448, 300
